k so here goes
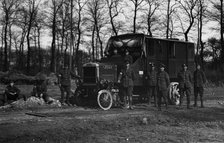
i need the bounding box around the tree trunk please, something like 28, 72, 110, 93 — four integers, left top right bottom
1, 25, 4, 70
37, 27, 42, 72
96, 24, 103, 58
147, 17, 152, 37
18, 29, 26, 71
26, 28, 31, 74
50, 16, 56, 73
133, 2, 137, 33
9, 24, 12, 68
109, 6, 117, 36
4, 15, 9, 72
220, 0, 224, 65
91, 26, 95, 61
166, 0, 170, 39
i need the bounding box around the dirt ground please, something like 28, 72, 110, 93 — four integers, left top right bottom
0, 85, 224, 143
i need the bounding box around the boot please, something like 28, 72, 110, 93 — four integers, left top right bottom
154, 96, 158, 107
129, 96, 133, 110
200, 97, 204, 108
123, 97, 128, 109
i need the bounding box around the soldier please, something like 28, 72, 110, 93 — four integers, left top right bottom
118, 61, 135, 109
124, 50, 133, 64
178, 64, 193, 109
4, 80, 26, 104
193, 64, 206, 108
145, 63, 157, 106
32, 79, 51, 104
58, 65, 79, 106
112, 49, 121, 58
157, 63, 170, 111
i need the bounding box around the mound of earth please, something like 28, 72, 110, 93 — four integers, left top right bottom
0, 97, 61, 109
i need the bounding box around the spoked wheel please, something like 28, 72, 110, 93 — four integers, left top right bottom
168, 82, 180, 105
97, 90, 113, 110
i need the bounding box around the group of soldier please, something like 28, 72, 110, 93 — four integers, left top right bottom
0, 66, 78, 106
145, 62, 207, 111
1, 48, 207, 110
112, 48, 207, 110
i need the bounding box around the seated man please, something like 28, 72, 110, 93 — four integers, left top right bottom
32, 79, 51, 104
4, 80, 25, 104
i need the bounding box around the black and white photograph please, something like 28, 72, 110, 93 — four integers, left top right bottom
0, 0, 224, 142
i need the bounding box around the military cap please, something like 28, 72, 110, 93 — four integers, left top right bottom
149, 62, 155, 67
125, 60, 130, 64
182, 64, 187, 68
160, 63, 165, 68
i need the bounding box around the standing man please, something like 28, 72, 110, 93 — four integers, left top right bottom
178, 64, 193, 109
157, 63, 170, 111
58, 65, 78, 106
124, 50, 133, 64
146, 63, 157, 106
118, 61, 135, 109
194, 64, 206, 108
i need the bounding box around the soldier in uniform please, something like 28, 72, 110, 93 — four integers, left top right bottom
32, 79, 51, 104
58, 65, 79, 106
157, 63, 170, 111
193, 64, 206, 108
124, 50, 133, 64
118, 61, 135, 109
4, 80, 26, 104
178, 64, 193, 109
145, 63, 157, 106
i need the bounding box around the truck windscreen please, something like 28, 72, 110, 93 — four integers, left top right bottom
104, 35, 143, 58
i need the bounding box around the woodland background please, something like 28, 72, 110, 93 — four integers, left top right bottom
0, 0, 223, 83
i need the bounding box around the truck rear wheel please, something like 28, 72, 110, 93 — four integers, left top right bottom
97, 90, 113, 110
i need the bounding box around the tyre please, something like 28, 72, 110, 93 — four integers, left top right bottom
97, 90, 113, 110
168, 82, 180, 105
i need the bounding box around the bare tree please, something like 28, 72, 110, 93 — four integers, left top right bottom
166, 0, 178, 39
206, 37, 221, 70
47, 0, 64, 72
196, 0, 207, 67
106, 0, 122, 36
0, 0, 20, 71
25, 0, 40, 74
86, 0, 106, 60
75, 0, 87, 67
220, 0, 224, 64
14, 6, 29, 71
129, 0, 144, 33
34, 7, 46, 72
143, 0, 161, 37
176, 0, 199, 42
207, 0, 224, 68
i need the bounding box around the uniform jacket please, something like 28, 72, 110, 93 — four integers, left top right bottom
33, 81, 47, 95
178, 70, 192, 89
157, 71, 170, 91
124, 55, 133, 64
194, 69, 206, 87
5, 85, 20, 100
59, 69, 77, 86
5, 85, 20, 95
119, 67, 135, 87
146, 70, 157, 86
